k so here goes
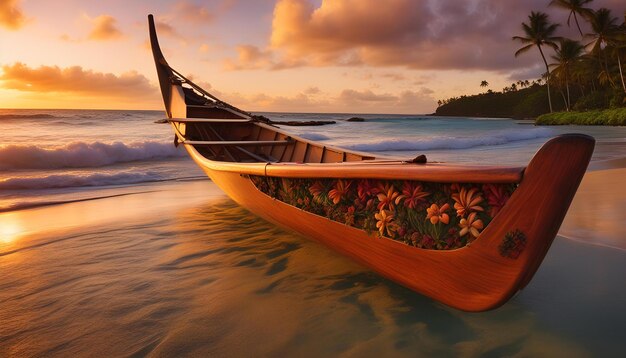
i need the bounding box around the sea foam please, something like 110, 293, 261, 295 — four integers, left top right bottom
0, 141, 185, 170
343, 128, 554, 152
0, 171, 166, 190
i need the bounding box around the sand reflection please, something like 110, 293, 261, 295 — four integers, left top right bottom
0, 214, 23, 245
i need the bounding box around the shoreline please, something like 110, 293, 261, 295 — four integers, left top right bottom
2, 157, 624, 251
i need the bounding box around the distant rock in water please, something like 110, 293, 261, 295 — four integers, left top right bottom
154, 119, 169, 124
272, 120, 336, 126
251, 115, 272, 124
346, 117, 365, 122
252, 114, 335, 126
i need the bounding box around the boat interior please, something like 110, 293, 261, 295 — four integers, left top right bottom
169, 79, 377, 164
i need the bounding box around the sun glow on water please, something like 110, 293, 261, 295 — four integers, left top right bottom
0, 217, 23, 245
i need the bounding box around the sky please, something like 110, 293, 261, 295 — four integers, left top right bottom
0, 0, 623, 114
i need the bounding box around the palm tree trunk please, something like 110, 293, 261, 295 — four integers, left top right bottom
602, 49, 617, 89
618, 52, 626, 94
573, 13, 583, 38
565, 72, 571, 110
538, 45, 553, 112
559, 90, 568, 111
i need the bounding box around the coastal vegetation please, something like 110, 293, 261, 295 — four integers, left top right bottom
536, 107, 626, 125
436, 0, 626, 123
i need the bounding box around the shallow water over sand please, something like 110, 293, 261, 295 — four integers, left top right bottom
1, 181, 624, 357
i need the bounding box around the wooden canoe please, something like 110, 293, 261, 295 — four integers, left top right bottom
147, 15, 594, 311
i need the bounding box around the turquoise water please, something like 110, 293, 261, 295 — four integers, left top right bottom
1, 109, 625, 356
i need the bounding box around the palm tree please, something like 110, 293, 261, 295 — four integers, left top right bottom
586, 8, 621, 89
513, 11, 561, 112
480, 80, 489, 88
549, 0, 594, 38
550, 39, 585, 110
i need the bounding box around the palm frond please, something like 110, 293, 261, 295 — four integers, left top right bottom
515, 44, 534, 57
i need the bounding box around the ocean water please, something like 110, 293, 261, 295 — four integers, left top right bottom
1, 109, 626, 356
2, 109, 625, 212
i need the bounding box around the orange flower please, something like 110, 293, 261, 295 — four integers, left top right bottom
395, 182, 430, 209
452, 187, 484, 217
375, 209, 396, 237
309, 181, 325, 202
459, 212, 484, 239
328, 179, 352, 205
377, 183, 399, 210
426, 203, 450, 225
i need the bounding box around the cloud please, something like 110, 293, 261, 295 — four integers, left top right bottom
223, 45, 276, 70
381, 73, 407, 81
304, 86, 321, 95
155, 19, 184, 40
268, 0, 538, 70
223, 0, 625, 72
0, 62, 157, 99
337, 88, 435, 112
0, 0, 26, 30
174, 0, 214, 23
338, 89, 398, 103
88, 15, 123, 40
222, 86, 436, 114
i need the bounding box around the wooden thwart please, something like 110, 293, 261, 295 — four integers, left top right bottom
168, 117, 251, 123
183, 140, 292, 146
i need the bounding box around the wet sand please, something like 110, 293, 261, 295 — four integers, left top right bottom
560, 167, 626, 250
1, 167, 625, 357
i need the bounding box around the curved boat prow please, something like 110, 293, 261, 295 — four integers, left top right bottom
148, 14, 174, 118
512, 133, 595, 288
464, 133, 595, 309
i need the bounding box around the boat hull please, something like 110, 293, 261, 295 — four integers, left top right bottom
184, 134, 594, 311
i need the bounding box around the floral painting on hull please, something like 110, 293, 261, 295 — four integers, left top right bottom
250, 176, 517, 250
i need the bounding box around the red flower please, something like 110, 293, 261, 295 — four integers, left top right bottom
357, 180, 380, 202
482, 184, 510, 217
395, 181, 430, 209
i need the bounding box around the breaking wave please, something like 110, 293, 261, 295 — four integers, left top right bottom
0, 172, 168, 190
298, 133, 331, 141
344, 128, 554, 152
0, 141, 186, 170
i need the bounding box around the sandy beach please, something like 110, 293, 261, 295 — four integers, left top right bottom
1, 158, 625, 357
